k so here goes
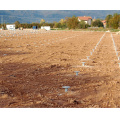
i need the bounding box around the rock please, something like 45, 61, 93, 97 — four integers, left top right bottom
1, 94, 8, 98
50, 64, 61, 69
92, 61, 96, 63
73, 100, 79, 104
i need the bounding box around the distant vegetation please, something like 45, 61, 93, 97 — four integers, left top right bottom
91, 19, 103, 27
105, 13, 120, 29
0, 13, 120, 31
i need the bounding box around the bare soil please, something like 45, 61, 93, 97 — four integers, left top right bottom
1, 30, 120, 108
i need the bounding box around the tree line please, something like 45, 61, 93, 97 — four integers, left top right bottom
105, 13, 120, 29
0, 13, 120, 30
12, 16, 102, 29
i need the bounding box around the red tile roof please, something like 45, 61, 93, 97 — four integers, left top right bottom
101, 20, 106, 26
101, 20, 106, 23
78, 16, 92, 21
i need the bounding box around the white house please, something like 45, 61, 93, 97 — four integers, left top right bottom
41, 26, 50, 30
6, 24, 15, 30
78, 16, 92, 25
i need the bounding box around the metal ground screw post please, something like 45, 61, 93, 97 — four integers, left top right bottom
82, 62, 85, 66
90, 52, 92, 55
116, 52, 118, 56
86, 56, 90, 60
74, 71, 80, 76
62, 86, 70, 92
118, 63, 120, 67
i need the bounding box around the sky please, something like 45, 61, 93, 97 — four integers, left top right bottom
0, 0, 120, 10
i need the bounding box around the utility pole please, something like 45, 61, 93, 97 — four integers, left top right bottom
1, 15, 3, 28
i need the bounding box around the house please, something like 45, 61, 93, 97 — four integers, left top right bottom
101, 20, 106, 28
6, 24, 15, 30
78, 16, 92, 25
41, 26, 50, 30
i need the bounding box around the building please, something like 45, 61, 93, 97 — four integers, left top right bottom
78, 16, 92, 25
6, 24, 15, 30
101, 20, 106, 28
41, 26, 50, 30
33, 26, 38, 29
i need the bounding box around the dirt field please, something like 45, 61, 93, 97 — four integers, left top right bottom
1, 29, 120, 108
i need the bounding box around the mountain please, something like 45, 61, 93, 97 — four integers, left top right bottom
0, 10, 120, 23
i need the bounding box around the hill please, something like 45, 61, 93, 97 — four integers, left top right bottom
0, 10, 120, 23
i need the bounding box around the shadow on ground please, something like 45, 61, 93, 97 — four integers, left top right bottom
0, 61, 112, 108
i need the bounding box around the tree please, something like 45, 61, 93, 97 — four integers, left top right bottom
59, 19, 67, 28
91, 19, 103, 27
2, 23, 6, 30
53, 22, 61, 28
111, 14, 120, 29
40, 19, 45, 24
113, 13, 118, 17
108, 19, 114, 28
59, 19, 65, 25
78, 20, 86, 29
14, 21, 20, 29
105, 14, 113, 28
66, 16, 79, 29
107, 13, 120, 29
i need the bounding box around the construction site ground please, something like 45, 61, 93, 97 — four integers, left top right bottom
1, 30, 120, 108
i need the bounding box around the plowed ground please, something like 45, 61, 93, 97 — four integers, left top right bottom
0, 30, 120, 108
